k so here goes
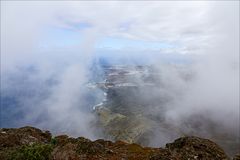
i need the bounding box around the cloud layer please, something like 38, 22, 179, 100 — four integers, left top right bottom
1, 1, 239, 146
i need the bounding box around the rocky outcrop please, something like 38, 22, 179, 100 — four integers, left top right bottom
0, 126, 52, 160
0, 126, 51, 148
233, 154, 240, 160
165, 136, 229, 160
0, 126, 236, 160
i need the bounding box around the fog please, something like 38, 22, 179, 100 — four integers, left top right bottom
1, 1, 239, 152
165, 2, 239, 134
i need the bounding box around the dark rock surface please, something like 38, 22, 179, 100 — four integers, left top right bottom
166, 136, 229, 160
0, 126, 236, 160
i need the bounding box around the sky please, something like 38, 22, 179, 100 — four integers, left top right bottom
2, 1, 239, 70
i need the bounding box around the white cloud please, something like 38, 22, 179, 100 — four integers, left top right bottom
1, 1, 239, 142
2, 1, 239, 65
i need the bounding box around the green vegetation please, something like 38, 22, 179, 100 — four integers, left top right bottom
50, 137, 57, 146
9, 143, 53, 160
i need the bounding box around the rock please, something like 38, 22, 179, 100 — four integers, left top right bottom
0, 126, 231, 160
0, 126, 51, 149
233, 154, 240, 160
166, 136, 229, 160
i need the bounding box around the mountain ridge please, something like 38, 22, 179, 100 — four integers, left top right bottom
1, 126, 239, 160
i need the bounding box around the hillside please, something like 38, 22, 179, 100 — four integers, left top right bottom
0, 126, 239, 160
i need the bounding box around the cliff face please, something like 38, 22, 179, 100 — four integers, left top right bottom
0, 126, 237, 160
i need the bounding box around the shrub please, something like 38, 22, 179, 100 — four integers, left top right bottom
9, 143, 53, 160
50, 137, 57, 146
